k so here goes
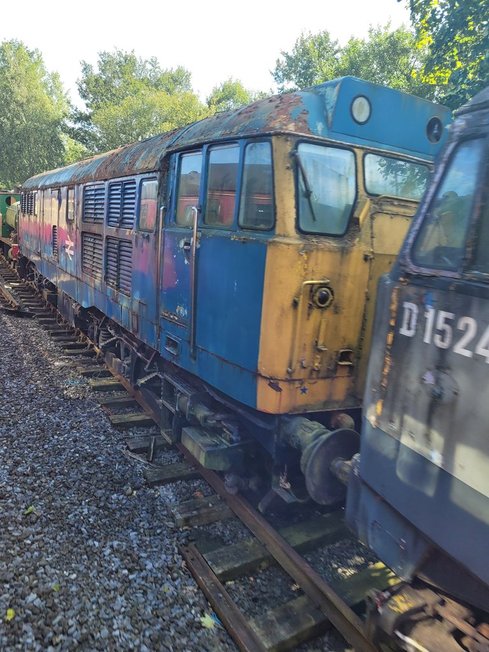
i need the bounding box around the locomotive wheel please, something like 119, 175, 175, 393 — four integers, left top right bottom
301, 428, 360, 506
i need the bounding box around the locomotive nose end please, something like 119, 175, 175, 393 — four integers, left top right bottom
301, 428, 360, 505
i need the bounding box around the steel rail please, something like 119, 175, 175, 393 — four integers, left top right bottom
177, 446, 377, 652
180, 543, 268, 652
0, 262, 31, 315
103, 367, 377, 652
2, 259, 375, 651
93, 367, 377, 652
0, 280, 21, 311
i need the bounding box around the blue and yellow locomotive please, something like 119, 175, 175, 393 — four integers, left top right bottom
18, 77, 451, 505
345, 87, 489, 649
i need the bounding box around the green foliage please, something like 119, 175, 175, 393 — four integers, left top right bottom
271, 25, 436, 99
337, 25, 435, 98
78, 50, 192, 112
272, 32, 340, 92
207, 78, 256, 113
0, 40, 69, 187
92, 90, 208, 152
63, 135, 90, 165
407, 0, 489, 108
75, 49, 206, 152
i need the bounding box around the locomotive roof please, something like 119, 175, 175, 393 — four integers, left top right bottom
22, 76, 451, 191
456, 85, 489, 115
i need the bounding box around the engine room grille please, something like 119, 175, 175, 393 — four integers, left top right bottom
52, 226, 58, 258
107, 180, 136, 228
105, 237, 132, 295
83, 185, 105, 223
21, 192, 35, 215
81, 232, 103, 278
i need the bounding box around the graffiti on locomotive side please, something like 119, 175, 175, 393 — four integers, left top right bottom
64, 235, 74, 259
399, 301, 489, 361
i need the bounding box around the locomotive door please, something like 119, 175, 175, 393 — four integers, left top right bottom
133, 177, 159, 344
356, 196, 414, 391
40, 188, 60, 261
160, 143, 270, 404
58, 187, 77, 280
160, 151, 202, 360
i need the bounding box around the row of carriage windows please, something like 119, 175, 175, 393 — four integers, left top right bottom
26, 139, 489, 287
21, 140, 431, 238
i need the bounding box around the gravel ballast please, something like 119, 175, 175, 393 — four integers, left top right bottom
0, 307, 374, 652
0, 311, 235, 651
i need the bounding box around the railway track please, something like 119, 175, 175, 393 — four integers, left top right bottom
0, 261, 34, 315
0, 255, 397, 652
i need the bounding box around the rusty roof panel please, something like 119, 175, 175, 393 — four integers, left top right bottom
22, 130, 180, 190
22, 77, 452, 191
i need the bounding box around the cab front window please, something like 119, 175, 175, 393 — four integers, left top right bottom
296, 143, 355, 236
412, 139, 484, 270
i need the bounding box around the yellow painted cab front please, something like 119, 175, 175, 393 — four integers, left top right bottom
256, 136, 429, 414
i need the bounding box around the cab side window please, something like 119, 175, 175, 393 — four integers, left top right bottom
204, 145, 239, 227
176, 152, 202, 227
67, 188, 75, 222
239, 142, 274, 230
138, 179, 158, 231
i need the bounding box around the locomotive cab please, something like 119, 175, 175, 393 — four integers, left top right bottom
346, 87, 489, 649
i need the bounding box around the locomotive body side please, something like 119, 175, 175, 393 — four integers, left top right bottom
18, 78, 451, 504
347, 88, 489, 646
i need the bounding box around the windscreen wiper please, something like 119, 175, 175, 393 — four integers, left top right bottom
293, 151, 317, 222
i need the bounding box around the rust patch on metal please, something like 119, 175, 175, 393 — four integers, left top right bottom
376, 285, 400, 419
22, 90, 311, 191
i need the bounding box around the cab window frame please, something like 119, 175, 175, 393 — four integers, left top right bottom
462, 137, 489, 280
238, 140, 275, 232
66, 187, 75, 223
363, 151, 431, 202
294, 140, 357, 237
203, 142, 240, 229
174, 150, 203, 228
407, 135, 487, 276
172, 139, 276, 234
137, 176, 158, 232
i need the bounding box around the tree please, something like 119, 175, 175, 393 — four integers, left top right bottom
0, 40, 69, 187
63, 136, 90, 165
91, 90, 208, 152
74, 49, 206, 152
337, 25, 435, 98
407, 0, 489, 108
78, 50, 192, 113
271, 25, 436, 99
272, 32, 340, 92
207, 78, 266, 113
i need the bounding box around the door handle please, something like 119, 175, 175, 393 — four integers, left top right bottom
183, 237, 200, 253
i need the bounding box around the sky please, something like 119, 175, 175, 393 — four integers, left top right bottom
3, 0, 411, 105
